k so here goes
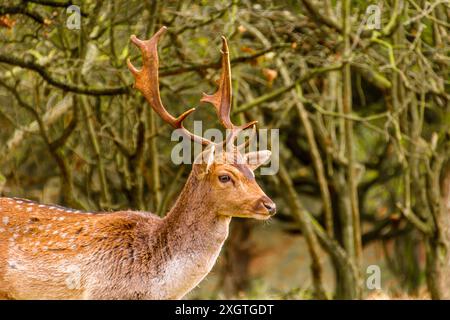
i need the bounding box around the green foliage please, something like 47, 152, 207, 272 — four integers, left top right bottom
0, 0, 448, 299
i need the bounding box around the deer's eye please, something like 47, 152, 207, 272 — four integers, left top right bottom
218, 175, 231, 183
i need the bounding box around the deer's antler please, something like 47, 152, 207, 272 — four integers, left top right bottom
127, 26, 209, 145
201, 36, 257, 144
127, 26, 257, 147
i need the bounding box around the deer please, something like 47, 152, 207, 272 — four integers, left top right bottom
0, 26, 276, 300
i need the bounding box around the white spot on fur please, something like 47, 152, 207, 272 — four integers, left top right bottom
58, 217, 65, 221
2, 216, 9, 225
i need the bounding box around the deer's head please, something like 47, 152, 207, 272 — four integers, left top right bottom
189, 146, 276, 220
128, 26, 276, 220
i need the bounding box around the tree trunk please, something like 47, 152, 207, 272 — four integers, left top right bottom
426, 162, 450, 299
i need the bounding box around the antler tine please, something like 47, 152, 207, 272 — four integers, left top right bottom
237, 124, 257, 152
127, 26, 209, 145
201, 36, 257, 135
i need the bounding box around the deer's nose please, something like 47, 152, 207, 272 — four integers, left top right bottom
263, 200, 276, 215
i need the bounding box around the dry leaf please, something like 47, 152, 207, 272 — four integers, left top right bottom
240, 46, 255, 54
0, 15, 15, 29
263, 68, 278, 87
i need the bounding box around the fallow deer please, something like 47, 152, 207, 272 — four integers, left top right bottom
0, 26, 276, 300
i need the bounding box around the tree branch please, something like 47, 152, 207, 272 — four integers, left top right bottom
0, 4, 49, 25
0, 54, 131, 95
233, 63, 343, 114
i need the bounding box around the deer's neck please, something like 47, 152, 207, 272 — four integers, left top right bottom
165, 174, 231, 244
149, 173, 231, 299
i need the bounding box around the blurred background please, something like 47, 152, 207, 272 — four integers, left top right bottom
0, 0, 449, 299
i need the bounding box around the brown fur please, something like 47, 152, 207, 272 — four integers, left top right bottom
0, 154, 275, 300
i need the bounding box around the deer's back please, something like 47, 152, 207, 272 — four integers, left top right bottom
0, 197, 162, 299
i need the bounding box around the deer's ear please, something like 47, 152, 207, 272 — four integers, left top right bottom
244, 150, 271, 171
205, 144, 216, 173
194, 144, 216, 176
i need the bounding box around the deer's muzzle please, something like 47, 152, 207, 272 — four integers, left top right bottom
260, 196, 276, 215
